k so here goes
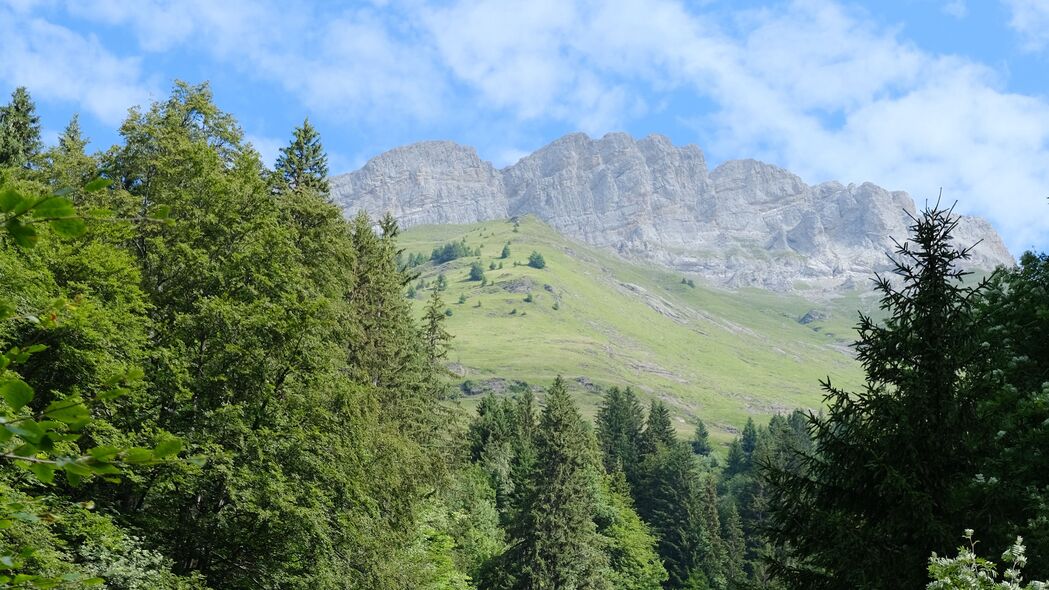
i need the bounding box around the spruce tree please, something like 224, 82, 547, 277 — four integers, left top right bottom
46, 114, 95, 192
766, 204, 991, 589
499, 376, 610, 589
421, 287, 451, 382
635, 442, 707, 589
274, 117, 329, 195
641, 400, 676, 454
0, 86, 42, 168
596, 386, 645, 475
720, 501, 747, 585
691, 420, 712, 456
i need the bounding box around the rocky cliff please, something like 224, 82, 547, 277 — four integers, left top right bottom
331, 132, 1013, 290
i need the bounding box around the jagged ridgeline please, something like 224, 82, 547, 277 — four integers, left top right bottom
331, 132, 1011, 290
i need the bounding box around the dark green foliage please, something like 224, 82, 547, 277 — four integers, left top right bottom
523, 292, 533, 303
766, 205, 992, 589
273, 118, 329, 195
501, 244, 511, 259
527, 251, 546, 269
0, 87, 42, 168
634, 443, 717, 588
470, 261, 486, 281
492, 376, 610, 589
691, 420, 712, 456
642, 400, 677, 454
437, 272, 448, 291
432, 239, 473, 263
596, 387, 645, 476
969, 251, 1049, 575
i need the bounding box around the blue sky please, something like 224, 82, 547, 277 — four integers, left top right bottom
2, 0, 1048, 254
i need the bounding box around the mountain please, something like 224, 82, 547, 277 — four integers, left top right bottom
332, 132, 1013, 290
398, 216, 870, 442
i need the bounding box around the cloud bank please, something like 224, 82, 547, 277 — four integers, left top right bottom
1, 0, 1047, 252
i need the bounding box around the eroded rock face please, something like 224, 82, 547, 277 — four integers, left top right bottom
331, 132, 1013, 290
330, 141, 507, 227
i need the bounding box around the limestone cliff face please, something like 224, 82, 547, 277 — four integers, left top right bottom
330, 141, 506, 227
331, 132, 1013, 290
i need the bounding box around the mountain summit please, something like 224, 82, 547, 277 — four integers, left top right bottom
331, 132, 1012, 290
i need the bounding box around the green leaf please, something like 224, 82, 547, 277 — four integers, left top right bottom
88, 445, 120, 461
123, 447, 155, 464
29, 462, 56, 484
151, 204, 172, 219
0, 186, 21, 213
43, 398, 90, 425
4, 219, 38, 248
30, 196, 76, 219
1, 378, 34, 410
5, 421, 44, 445
83, 177, 111, 193
153, 437, 183, 458
50, 217, 86, 238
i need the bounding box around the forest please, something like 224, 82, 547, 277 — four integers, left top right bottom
1, 82, 1048, 589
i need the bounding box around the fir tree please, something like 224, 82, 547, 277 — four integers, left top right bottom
596, 387, 645, 476
0, 86, 42, 168
470, 261, 486, 281
501, 243, 511, 259
767, 204, 992, 589
635, 443, 707, 589
422, 288, 453, 369
691, 420, 712, 456
273, 117, 329, 195
641, 400, 676, 455
528, 251, 546, 269
497, 376, 611, 589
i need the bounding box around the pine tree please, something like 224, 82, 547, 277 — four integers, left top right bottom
739, 418, 757, 459
46, 114, 96, 193
767, 204, 991, 589
501, 244, 511, 259
720, 501, 747, 586
635, 442, 706, 589
422, 288, 453, 369
596, 386, 645, 476
641, 400, 676, 455
470, 261, 486, 281
498, 376, 611, 589
0, 86, 42, 168
274, 117, 329, 195
528, 250, 546, 269
691, 420, 712, 456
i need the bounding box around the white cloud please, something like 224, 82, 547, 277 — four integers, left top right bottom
0, 6, 155, 124
3, 0, 1047, 252
942, 0, 968, 18
1003, 0, 1049, 51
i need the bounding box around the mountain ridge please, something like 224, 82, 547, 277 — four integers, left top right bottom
332, 132, 1013, 290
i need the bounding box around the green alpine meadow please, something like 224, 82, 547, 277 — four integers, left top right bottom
2, 3, 1049, 588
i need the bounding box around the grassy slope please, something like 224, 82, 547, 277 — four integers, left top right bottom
401, 216, 874, 444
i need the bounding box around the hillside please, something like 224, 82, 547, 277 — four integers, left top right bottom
401, 215, 872, 444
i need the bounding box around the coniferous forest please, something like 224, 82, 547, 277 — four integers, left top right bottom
2, 83, 1049, 589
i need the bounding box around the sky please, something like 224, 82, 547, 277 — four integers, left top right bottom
2, 0, 1048, 254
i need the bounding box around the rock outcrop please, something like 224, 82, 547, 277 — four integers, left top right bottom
331, 132, 1013, 290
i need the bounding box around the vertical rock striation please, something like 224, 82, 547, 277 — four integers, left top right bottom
331, 132, 1013, 290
